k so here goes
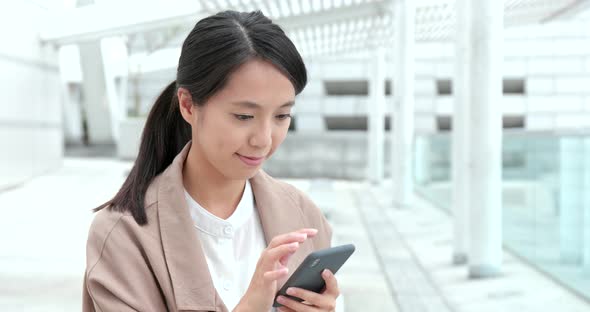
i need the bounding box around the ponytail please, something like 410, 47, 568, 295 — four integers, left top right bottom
94, 80, 191, 225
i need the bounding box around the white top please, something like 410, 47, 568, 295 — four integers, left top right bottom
184, 180, 271, 312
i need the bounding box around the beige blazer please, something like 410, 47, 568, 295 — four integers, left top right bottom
82, 143, 333, 312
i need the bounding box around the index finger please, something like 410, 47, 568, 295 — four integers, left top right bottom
268, 228, 318, 248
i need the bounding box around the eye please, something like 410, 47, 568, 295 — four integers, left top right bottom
234, 114, 253, 121
277, 114, 292, 120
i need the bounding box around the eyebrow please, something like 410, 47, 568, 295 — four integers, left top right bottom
230, 100, 295, 109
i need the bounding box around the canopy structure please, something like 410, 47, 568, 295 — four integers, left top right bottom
41, 0, 589, 58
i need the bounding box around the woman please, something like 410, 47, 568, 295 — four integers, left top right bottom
82, 10, 338, 312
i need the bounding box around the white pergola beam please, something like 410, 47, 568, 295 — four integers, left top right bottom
40, 0, 387, 46
278, 1, 385, 30
41, 0, 580, 48
40, 1, 207, 45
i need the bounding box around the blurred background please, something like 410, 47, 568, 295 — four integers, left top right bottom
2, 0, 590, 311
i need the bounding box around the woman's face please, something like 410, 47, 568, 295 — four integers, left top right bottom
179, 59, 296, 180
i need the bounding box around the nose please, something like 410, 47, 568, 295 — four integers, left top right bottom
249, 120, 272, 149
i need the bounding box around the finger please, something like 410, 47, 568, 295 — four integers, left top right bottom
296, 228, 319, 237
268, 233, 307, 249
268, 229, 318, 248
263, 267, 289, 281
276, 296, 317, 312
321, 270, 340, 298
279, 250, 295, 267
285, 287, 328, 308
266, 242, 300, 263
277, 307, 297, 312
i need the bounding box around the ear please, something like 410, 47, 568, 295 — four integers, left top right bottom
178, 87, 196, 125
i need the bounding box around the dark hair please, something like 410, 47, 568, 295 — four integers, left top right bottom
95, 10, 307, 225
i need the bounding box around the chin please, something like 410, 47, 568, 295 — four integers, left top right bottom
233, 169, 260, 181
223, 165, 260, 180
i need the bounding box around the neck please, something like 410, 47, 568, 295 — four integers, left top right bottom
182, 145, 245, 220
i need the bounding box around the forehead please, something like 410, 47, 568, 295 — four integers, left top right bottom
210, 59, 296, 108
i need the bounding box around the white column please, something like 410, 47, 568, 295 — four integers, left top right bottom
583, 138, 590, 271
414, 136, 430, 185
467, 0, 503, 278
559, 138, 584, 264
391, 0, 415, 208
118, 74, 129, 119
101, 37, 129, 142
368, 47, 386, 184
79, 41, 115, 144
61, 84, 84, 144
451, 0, 471, 265
58, 45, 84, 144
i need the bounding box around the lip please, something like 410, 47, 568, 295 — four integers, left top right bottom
237, 154, 264, 166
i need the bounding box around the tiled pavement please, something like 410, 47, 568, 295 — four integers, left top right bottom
301, 179, 590, 312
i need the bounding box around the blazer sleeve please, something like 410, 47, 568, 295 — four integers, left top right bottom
82, 211, 168, 312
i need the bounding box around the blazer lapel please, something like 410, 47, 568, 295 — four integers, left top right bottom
157, 143, 227, 312
250, 171, 315, 287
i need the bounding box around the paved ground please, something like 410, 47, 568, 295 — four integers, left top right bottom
1, 157, 589, 311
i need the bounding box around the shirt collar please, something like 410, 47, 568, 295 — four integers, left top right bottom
184, 180, 255, 238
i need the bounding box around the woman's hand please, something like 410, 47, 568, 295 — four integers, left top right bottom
275, 269, 340, 312
234, 228, 318, 312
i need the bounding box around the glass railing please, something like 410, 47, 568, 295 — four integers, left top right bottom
414, 132, 590, 301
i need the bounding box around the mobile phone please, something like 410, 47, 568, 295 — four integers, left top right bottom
273, 244, 355, 308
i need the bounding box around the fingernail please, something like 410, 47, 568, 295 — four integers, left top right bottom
277, 295, 286, 303
323, 269, 331, 276
286, 287, 295, 295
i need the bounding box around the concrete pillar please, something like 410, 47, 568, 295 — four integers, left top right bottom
583, 138, 590, 271
559, 138, 584, 264
61, 83, 84, 144
391, 0, 415, 208
414, 136, 430, 186
467, 0, 504, 278
368, 47, 386, 184
451, 0, 471, 265
101, 37, 130, 143
58, 45, 84, 144
79, 41, 115, 144
118, 74, 129, 119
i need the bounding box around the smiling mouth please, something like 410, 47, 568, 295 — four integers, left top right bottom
237, 153, 264, 160
236, 153, 265, 166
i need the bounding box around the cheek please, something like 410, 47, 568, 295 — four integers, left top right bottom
268, 126, 289, 156
196, 114, 231, 153
210, 121, 246, 155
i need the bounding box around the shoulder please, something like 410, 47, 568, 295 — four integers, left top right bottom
86, 201, 159, 270
86, 209, 132, 266
88, 173, 162, 254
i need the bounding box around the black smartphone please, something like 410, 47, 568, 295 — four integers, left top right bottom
273, 244, 355, 308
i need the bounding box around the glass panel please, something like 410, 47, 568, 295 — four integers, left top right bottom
414, 133, 590, 300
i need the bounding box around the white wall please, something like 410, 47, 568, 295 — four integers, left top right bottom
0, 2, 63, 190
